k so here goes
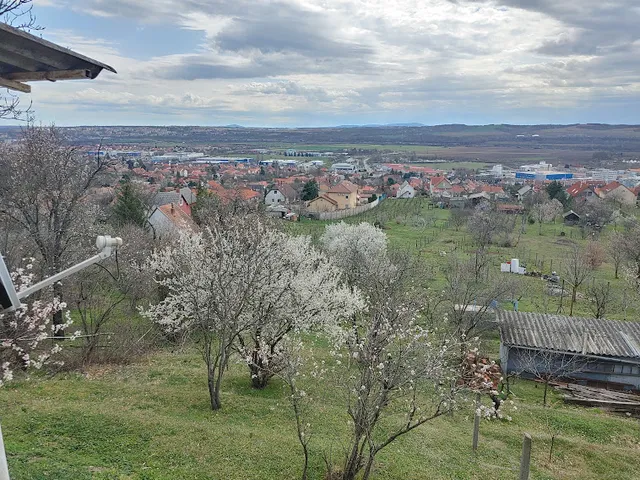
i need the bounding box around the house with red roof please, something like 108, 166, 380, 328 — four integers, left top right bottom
148, 203, 198, 238
325, 180, 359, 209
594, 181, 636, 206
566, 181, 602, 204
429, 176, 452, 195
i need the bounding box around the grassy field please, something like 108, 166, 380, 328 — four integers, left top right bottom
2, 197, 640, 480
1, 345, 639, 480
285, 197, 637, 320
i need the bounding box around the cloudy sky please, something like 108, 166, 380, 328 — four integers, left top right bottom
9, 0, 640, 126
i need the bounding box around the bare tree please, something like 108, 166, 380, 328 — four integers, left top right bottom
607, 231, 626, 279
561, 244, 590, 316
515, 348, 586, 406
467, 206, 516, 248
532, 200, 562, 235
0, 126, 111, 334
442, 253, 520, 339
68, 225, 157, 364
449, 208, 471, 231
583, 241, 606, 270
619, 225, 640, 281
586, 280, 614, 319
577, 200, 615, 236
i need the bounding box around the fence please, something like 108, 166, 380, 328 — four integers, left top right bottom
310, 198, 380, 221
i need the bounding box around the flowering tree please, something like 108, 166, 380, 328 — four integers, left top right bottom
532, 199, 563, 234
333, 293, 464, 480
319, 222, 471, 480
0, 126, 111, 335
143, 217, 273, 410
236, 234, 363, 389
320, 221, 391, 290
0, 262, 73, 387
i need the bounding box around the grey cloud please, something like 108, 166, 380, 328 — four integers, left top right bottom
453, 1, 639, 57
153, 51, 375, 81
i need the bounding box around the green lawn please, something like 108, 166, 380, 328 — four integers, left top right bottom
1, 346, 639, 480
287, 198, 638, 320
3, 198, 640, 479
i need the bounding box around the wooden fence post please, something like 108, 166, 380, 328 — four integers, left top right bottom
0, 423, 10, 480
472, 392, 481, 452
519, 433, 532, 480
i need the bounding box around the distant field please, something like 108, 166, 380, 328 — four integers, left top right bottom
414, 161, 490, 170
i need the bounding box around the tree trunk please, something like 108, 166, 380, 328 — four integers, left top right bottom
342, 436, 364, 480
569, 286, 577, 316
249, 350, 273, 389
543, 380, 549, 406
249, 362, 271, 389
361, 452, 376, 480
208, 369, 222, 410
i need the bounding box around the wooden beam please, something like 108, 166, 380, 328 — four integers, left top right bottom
4, 69, 91, 82
0, 77, 31, 93
0, 43, 69, 70
0, 49, 46, 72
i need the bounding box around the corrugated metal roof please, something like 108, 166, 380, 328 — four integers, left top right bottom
499, 311, 640, 359
0, 22, 116, 93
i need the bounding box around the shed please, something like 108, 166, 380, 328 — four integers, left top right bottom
0, 22, 116, 93
563, 210, 581, 226
499, 311, 640, 391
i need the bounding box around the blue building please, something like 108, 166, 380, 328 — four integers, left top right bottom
515, 171, 573, 181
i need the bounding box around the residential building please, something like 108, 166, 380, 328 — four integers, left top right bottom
595, 182, 637, 206
152, 190, 192, 215
265, 184, 298, 205
148, 203, 197, 237
429, 176, 453, 195
325, 181, 359, 209
396, 181, 416, 199
566, 181, 601, 204
307, 195, 339, 213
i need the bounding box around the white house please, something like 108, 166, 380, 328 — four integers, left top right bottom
265, 184, 298, 206
265, 189, 286, 205
148, 203, 197, 238
396, 181, 416, 199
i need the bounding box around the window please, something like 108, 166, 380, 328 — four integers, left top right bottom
613, 364, 623, 374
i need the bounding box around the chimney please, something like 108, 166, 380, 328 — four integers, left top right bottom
170, 203, 175, 214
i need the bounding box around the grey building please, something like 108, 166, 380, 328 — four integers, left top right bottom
499, 311, 640, 391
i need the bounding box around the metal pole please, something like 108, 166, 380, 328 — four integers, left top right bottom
0, 423, 10, 480
519, 433, 532, 480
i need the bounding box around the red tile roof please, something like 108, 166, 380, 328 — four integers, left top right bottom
480, 185, 504, 194
328, 180, 359, 194
566, 181, 601, 197
309, 194, 338, 206
157, 204, 197, 231
430, 176, 450, 188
